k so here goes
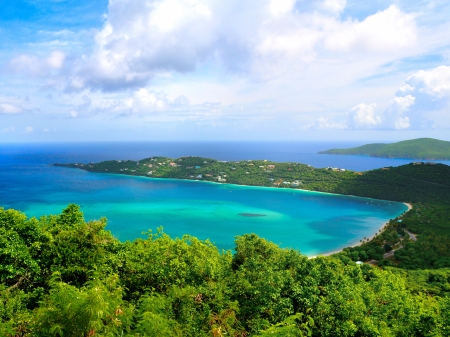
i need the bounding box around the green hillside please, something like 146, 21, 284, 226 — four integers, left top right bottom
1, 205, 449, 336
319, 138, 450, 160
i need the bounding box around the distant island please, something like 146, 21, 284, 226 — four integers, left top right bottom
318, 138, 450, 160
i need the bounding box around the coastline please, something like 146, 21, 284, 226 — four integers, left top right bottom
60, 167, 413, 258
313, 202, 413, 258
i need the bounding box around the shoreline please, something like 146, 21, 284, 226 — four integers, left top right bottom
312, 202, 413, 258
59, 167, 413, 258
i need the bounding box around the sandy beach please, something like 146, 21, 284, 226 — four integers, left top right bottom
313, 202, 413, 258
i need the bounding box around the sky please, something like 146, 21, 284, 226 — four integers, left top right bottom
1, 0, 450, 142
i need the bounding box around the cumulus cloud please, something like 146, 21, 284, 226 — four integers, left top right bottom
67, 88, 220, 119
25, 126, 34, 133
49, 0, 417, 91
348, 103, 380, 128
383, 95, 415, 129
318, 65, 450, 130
385, 65, 450, 129
0, 102, 23, 114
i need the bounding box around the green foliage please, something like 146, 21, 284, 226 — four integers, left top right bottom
32, 273, 132, 337
1, 205, 450, 336
256, 313, 314, 337
319, 137, 450, 160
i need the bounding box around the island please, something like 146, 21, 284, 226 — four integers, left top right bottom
318, 137, 450, 160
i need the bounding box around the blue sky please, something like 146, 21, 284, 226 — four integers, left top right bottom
1, 0, 450, 142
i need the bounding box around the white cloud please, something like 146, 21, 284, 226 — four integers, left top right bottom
66, 88, 220, 120
1, 127, 16, 133
46, 51, 66, 69
308, 116, 347, 130
50, 0, 418, 91
342, 66, 450, 130
25, 126, 34, 133
319, 0, 347, 15
268, 0, 296, 16
0, 102, 23, 114
403, 65, 450, 98
348, 103, 381, 128
9, 50, 66, 77
385, 65, 450, 129
384, 95, 415, 129
324, 5, 417, 53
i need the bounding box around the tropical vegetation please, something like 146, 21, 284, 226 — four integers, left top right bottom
1, 205, 450, 336
318, 137, 450, 160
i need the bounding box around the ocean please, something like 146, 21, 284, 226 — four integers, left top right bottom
1, 141, 444, 256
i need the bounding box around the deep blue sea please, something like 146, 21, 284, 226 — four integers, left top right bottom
2, 141, 447, 255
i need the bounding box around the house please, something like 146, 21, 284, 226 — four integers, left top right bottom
267, 165, 275, 169
195, 166, 201, 169
169, 162, 177, 167
196, 174, 202, 179
217, 176, 226, 182
147, 171, 152, 175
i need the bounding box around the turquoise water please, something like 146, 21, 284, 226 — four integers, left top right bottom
0, 142, 410, 256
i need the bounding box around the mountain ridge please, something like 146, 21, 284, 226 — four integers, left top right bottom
318, 138, 450, 160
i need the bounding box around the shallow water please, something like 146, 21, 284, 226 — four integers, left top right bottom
0, 142, 415, 255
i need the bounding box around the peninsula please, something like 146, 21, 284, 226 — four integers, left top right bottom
318, 137, 450, 160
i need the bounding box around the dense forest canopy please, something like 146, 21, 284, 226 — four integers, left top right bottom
1, 205, 450, 336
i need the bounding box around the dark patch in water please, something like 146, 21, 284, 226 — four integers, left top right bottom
239, 213, 267, 217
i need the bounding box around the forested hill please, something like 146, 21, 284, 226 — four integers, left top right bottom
54, 157, 450, 205
56, 158, 450, 270
318, 138, 450, 160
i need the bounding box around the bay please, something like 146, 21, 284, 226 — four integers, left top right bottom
0, 141, 433, 255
